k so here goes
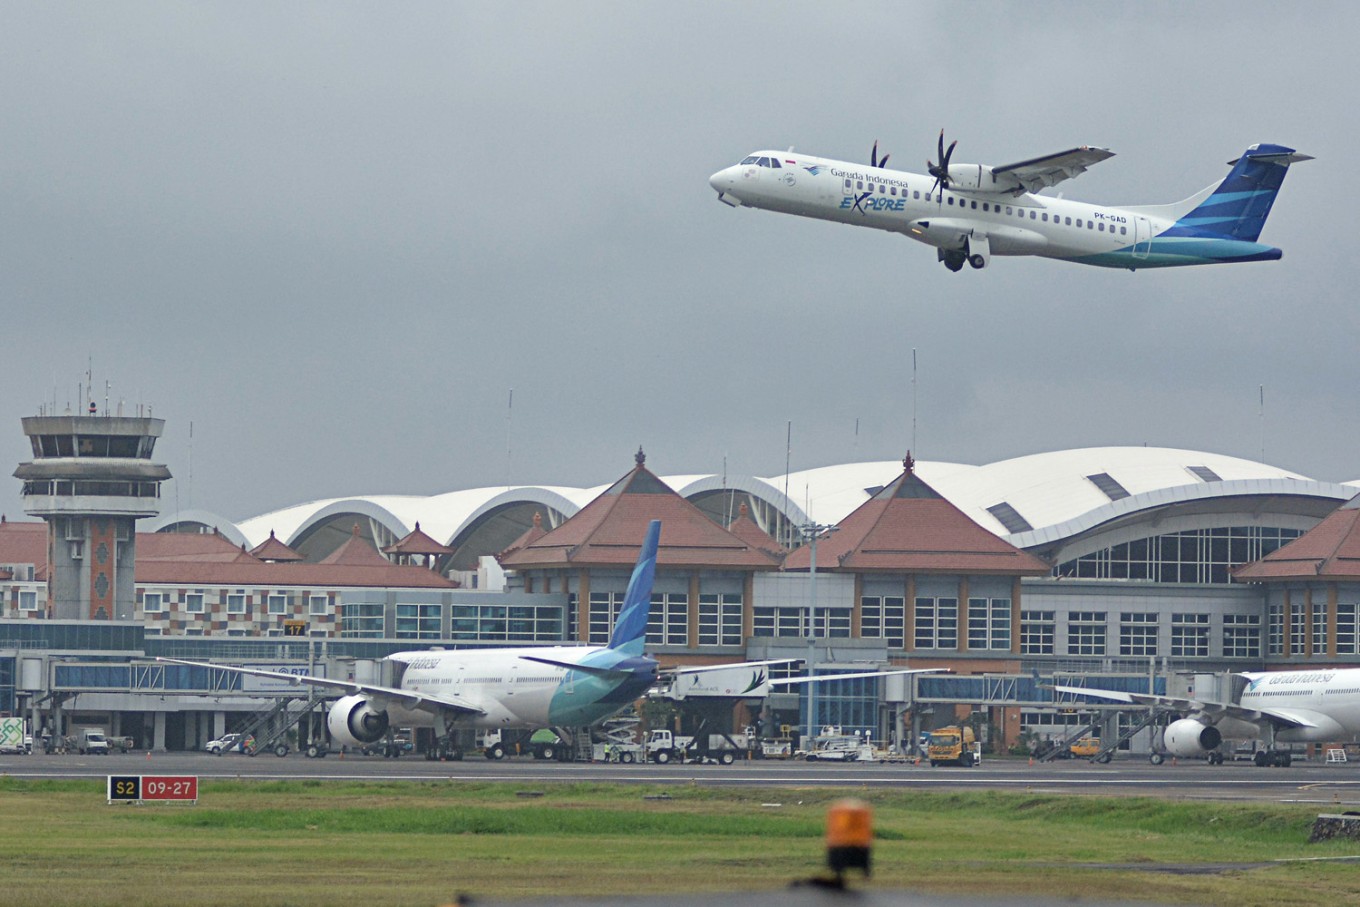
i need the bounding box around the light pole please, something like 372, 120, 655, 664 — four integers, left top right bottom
801, 521, 837, 746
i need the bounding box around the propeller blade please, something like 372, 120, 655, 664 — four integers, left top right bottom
943, 138, 957, 169
878, 153, 890, 169
871, 140, 879, 168
937, 130, 946, 167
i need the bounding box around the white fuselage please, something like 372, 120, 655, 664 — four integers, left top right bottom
1235, 668, 1360, 743
385, 645, 609, 730
709, 151, 1163, 264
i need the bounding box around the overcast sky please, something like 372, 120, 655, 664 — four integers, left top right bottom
3, 2, 1357, 525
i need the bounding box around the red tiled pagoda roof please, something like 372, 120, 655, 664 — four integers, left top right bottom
498, 456, 782, 570
1234, 496, 1360, 581
783, 459, 1050, 576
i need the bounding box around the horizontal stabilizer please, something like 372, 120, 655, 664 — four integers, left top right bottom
1227, 151, 1313, 166
519, 655, 634, 679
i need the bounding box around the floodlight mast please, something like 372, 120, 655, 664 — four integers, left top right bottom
801, 521, 838, 746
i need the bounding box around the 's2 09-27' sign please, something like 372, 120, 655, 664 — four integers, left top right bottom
108, 775, 198, 804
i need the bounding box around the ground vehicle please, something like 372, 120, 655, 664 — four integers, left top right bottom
362, 733, 412, 758
926, 726, 979, 767
1070, 736, 1101, 758
78, 729, 110, 755
205, 733, 248, 755
645, 729, 743, 765
801, 727, 875, 762
0, 717, 32, 754
529, 730, 563, 760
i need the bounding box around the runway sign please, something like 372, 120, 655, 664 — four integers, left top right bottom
107, 775, 198, 804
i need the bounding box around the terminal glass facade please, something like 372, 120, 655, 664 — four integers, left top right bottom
1055, 527, 1303, 584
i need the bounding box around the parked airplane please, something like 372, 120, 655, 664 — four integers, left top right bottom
708, 132, 1310, 271
160, 519, 937, 758
1054, 668, 1360, 767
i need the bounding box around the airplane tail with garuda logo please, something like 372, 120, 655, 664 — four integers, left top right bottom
1123, 143, 1312, 265
606, 518, 660, 657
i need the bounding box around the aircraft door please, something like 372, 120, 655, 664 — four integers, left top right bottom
1133, 216, 1152, 259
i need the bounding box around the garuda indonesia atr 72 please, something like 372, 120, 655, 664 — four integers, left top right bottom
160, 520, 934, 758
708, 131, 1310, 271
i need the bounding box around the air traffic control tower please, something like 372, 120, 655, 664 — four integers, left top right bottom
14, 411, 171, 620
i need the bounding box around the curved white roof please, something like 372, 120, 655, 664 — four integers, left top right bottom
167, 447, 1356, 559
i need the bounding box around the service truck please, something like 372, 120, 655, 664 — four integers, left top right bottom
645, 729, 745, 765
77, 728, 111, 755
926, 725, 980, 767
0, 717, 31, 754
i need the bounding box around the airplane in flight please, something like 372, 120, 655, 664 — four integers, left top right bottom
1053, 668, 1360, 767
161, 519, 938, 759
708, 132, 1310, 271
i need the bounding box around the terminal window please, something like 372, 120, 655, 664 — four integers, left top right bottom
914, 597, 958, 650
1020, 610, 1055, 655
1119, 612, 1158, 656
1337, 603, 1358, 655
646, 593, 689, 646
860, 596, 905, 648
698, 593, 743, 647
1222, 613, 1261, 658
1067, 611, 1107, 656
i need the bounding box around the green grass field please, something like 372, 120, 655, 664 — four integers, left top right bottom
2, 778, 1358, 906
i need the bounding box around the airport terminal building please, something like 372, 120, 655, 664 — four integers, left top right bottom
3, 417, 1359, 754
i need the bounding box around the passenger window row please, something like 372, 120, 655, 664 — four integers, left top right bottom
840, 178, 1130, 234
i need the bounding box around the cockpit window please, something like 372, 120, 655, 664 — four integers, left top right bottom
769, 158, 781, 168
741, 156, 759, 165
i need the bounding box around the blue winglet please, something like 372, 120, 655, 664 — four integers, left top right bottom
607, 520, 660, 655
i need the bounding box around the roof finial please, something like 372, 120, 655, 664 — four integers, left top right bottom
635, 446, 646, 467
904, 450, 915, 474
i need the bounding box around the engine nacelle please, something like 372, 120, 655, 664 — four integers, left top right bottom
1163, 718, 1222, 758
327, 694, 389, 747
944, 163, 1023, 195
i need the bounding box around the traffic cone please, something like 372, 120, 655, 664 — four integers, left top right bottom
145, 751, 151, 760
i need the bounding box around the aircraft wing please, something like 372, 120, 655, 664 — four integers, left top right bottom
662, 659, 801, 678
1049, 684, 1310, 730
769, 668, 947, 687
993, 146, 1114, 193
154, 656, 485, 717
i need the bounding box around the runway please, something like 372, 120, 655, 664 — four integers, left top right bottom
6, 750, 1360, 805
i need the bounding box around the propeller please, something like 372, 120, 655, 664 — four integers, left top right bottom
870, 140, 890, 170
926, 129, 958, 197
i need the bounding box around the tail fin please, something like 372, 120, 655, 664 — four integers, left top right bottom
607, 520, 660, 655
1173, 144, 1311, 241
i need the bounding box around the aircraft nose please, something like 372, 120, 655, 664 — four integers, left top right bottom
708, 168, 730, 192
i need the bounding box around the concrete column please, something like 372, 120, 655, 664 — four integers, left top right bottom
153, 711, 166, 751
851, 575, 863, 637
